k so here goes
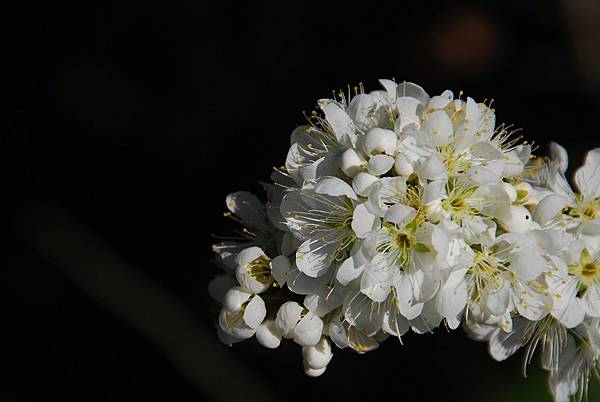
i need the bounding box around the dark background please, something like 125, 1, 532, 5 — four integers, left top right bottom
6, 1, 600, 401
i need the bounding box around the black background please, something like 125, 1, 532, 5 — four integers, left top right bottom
5, 1, 600, 401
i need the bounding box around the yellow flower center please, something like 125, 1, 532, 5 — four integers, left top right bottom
247, 255, 274, 284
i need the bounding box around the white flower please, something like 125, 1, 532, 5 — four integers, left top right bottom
542, 146, 600, 235
462, 232, 554, 325
281, 176, 379, 277
549, 319, 600, 402
487, 316, 569, 375
549, 242, 600, 325
326, 309, 380, 353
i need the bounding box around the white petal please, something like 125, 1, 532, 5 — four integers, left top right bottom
428, 90, 453, 110
394, 154, 414, 176
303, 287, 344, 316
286, 265, 329, 295
318, 99, 356, 145
302, 337, 333, 370
533, 194, 568, 226
256, 320, 282, 349
410, 300, 443, 334
513, 281, 551, 321
582, 284, 600, 318
396, 82, 429, 104
437, 268, 468, 319
384, 204, 417, 226
364, 128, 397, 155
379, 79, 397, 99
304, 366, 327, 377
293, 312, 324, 346
382, 308, 410, 337
510, 252, 547, 281
327, 313, 349, 349
340, 147, 366, 178
225, 191, 266, 227
296, 236, 339, 278
423, 111, 453, 147
395, 96, 421, 131
421, 180, 445, 205
502, 151, 525, 177
579, 219, 600, 236
347, 93, 388, 132
465, 162, 503, 185
243, 295, 266, 329
485, 277, 511, 316
367, 154, 395, 176
223, 287, 253, 312
549, 271, 581, 327
574, 148, 600, 198
470, 141, 503, 161
360, 258, 394, 302
270, 255, 292, 286
352, 172, 378, 197
314, 176, 357, 199
496, 205, 532, 233
275, 301, 303, 337
549, 141, 568, 173
218, 309, 255, 339
414, 153, 447, 183
344, 291, 384, 335
394, 273, 424, 320
336, 255, 365, 286
488, 317, 529, 361
352, 203, 381, 238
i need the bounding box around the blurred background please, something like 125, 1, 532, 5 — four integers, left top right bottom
5, 1, 600, 401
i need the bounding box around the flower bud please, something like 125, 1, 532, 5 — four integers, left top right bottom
293, 312, 324, 346
256, 320, 282, 349
275, 301, 304, 338
302, 337, 333, 370
496, 205, 532, 233
364, 128, 397, 155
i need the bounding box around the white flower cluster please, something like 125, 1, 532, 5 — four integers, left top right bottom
210, 80, 600, 401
